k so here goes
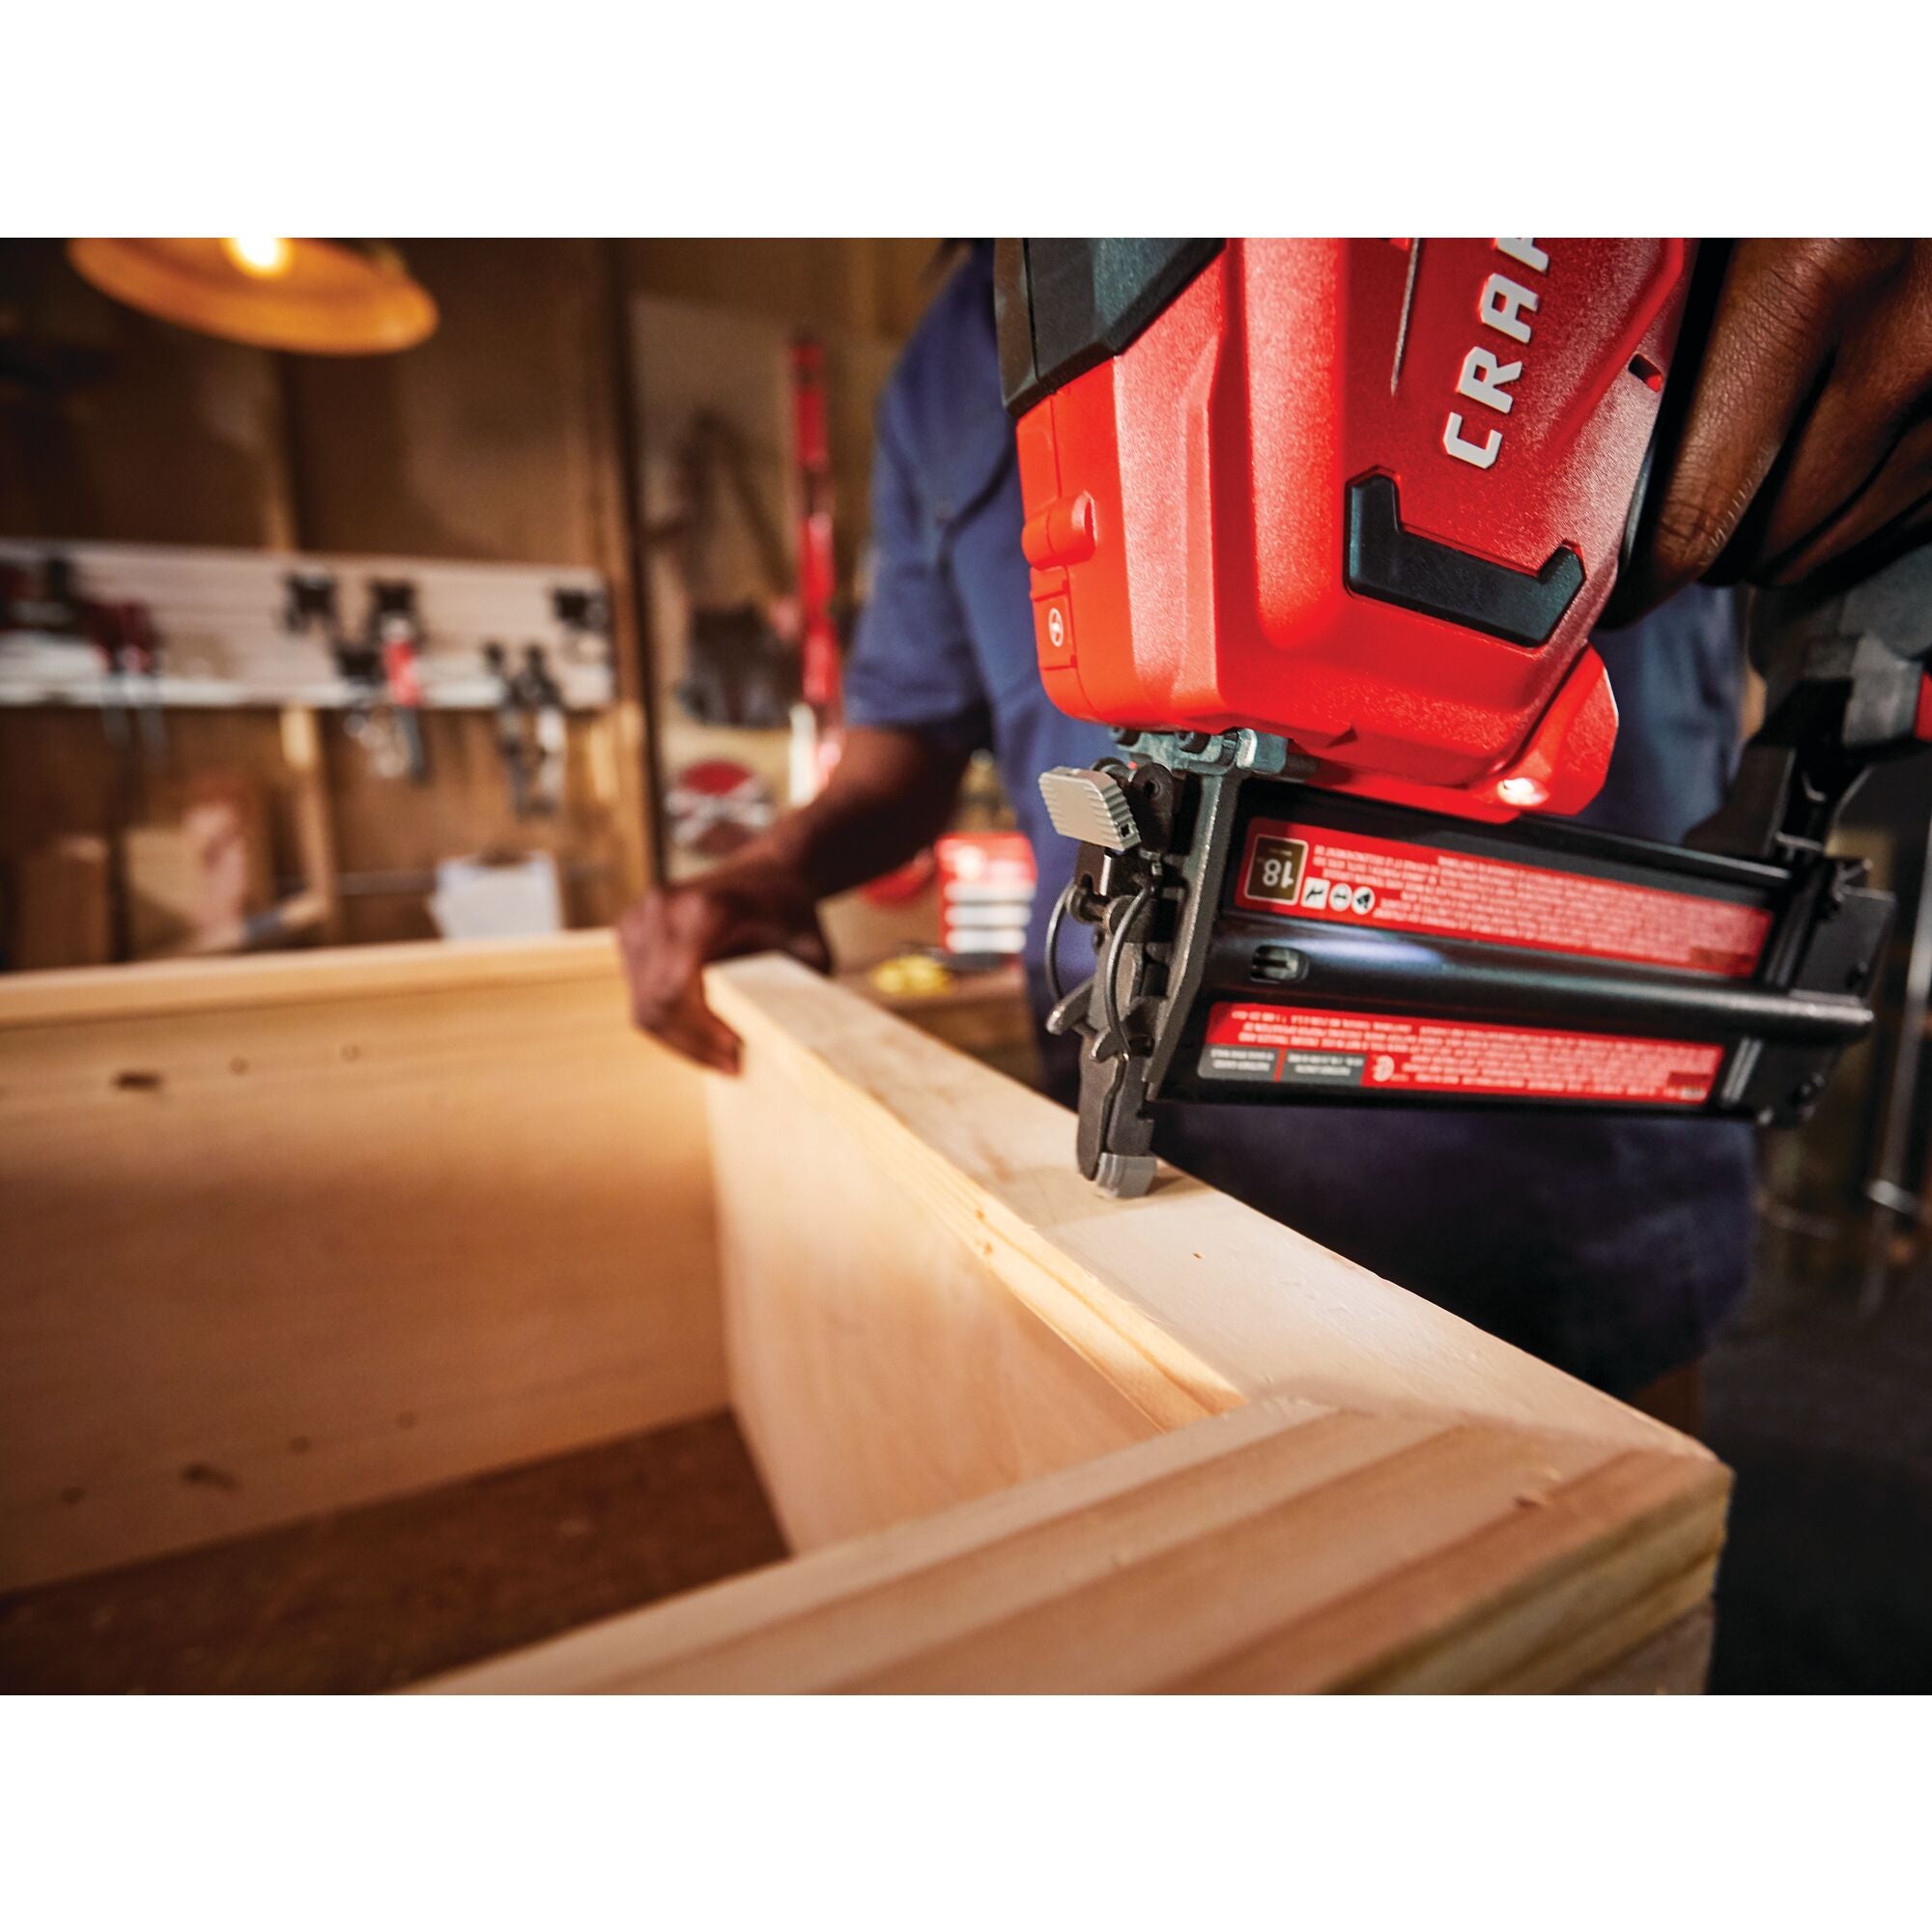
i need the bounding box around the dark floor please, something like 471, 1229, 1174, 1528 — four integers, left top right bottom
1705, 1259, 1932, 1692
0, 1411, 787, 1694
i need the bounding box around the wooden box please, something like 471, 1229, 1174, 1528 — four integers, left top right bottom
0, 936, 1728, 1691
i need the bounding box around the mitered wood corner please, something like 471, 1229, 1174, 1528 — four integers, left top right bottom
430, 950, 1728, 1692
2, 938, 1724, 1689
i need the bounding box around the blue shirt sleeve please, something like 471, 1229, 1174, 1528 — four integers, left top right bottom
843, 387, 993, 756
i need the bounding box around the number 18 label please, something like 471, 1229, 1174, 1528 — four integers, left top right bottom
1243, 835, 1309, 907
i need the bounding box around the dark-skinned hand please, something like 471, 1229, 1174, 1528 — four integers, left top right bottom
614, 726, 969, 1074
615, 861, 830, 1074
1634, 239, 1932, 609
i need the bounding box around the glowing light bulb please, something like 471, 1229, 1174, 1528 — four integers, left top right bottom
1495, 776, 1548, 809
223, 236, 293, 278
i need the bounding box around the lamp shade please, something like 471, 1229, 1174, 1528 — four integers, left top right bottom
68, 239, 438, 355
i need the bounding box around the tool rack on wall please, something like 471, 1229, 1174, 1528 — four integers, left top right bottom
0, 540, 636, 966
0, 539, 614, 713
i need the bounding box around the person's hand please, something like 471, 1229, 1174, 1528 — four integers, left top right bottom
615, 862, 830, 1073
1637, 240, 1932, 606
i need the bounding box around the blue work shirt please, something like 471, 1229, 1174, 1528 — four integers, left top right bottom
847, 243, 1754, 1398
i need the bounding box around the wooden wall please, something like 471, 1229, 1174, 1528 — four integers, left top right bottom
623, 239, 940, 341
283, 241, 621, 565
626, 238, 939, 596
0, 706, 642, 951
0, 239, 298, 549
1, 239, 653, 558
0, 239, 941, 961
1, 238, 938, 560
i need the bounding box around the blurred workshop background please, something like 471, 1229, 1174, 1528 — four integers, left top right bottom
2, 237, 1929, 1690
0, 239, 1038, 989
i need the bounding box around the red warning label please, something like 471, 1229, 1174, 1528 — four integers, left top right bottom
1236, 819, 1771, 980
1202, 1003, 1722, 1106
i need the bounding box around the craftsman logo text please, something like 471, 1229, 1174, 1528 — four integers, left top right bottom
1443, 239, 1548, 471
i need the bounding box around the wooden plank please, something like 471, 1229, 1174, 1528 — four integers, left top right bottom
1179, 1449, 1725, 1692
597, 953, 1724, 1690
585, 242, 661, 901
709, 1034, 1158, 1549
0, 929, 620, 1029
6, 939, 1728, 1687
703, 956, 1700, 1458
838, 963, 1039, 1086
424, 1394, 1728, 1694
1572, 1602, 1716, 1694
426, 1399, 1379, 1691
279, 706, 344, 943
0, 938, 723, 1590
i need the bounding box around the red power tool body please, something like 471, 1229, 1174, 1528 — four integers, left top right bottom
997, 240, 1931, 1195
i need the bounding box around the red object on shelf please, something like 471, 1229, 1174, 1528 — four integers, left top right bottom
861, 848, 938, 907
667, 756, 777, 857
935, 832, 1037, 957
791, 337, 842, 728
381, 626, 423, 707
